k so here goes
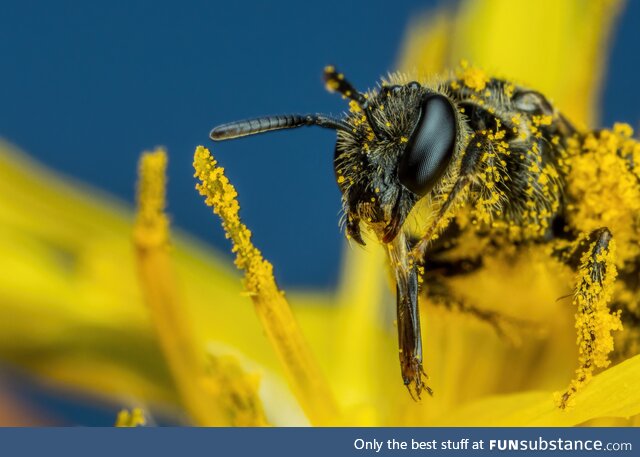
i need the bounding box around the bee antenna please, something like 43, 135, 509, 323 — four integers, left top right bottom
210, 114, 351, 141
323, 65, 368, 106
323, 65, 389, 140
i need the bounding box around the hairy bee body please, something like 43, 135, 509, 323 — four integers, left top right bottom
211, 64, 640, 404
335, 67, 639, 403
337, 71, 572, 246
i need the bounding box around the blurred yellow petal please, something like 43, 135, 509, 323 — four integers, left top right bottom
331, 245, 388, 424
451, 0, 622, 128
396, 11, 452, 75
435, 354, 640, 426
0, 141, 320, 422
398, 0, 622, 127
203, 353, 268, 426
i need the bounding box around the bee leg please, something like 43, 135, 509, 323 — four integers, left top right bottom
396, 263, 433, 400
411, 134, 486, 261
556, 227, 622, 409
387, 233, 433, 400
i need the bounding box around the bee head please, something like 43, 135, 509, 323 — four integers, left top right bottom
326, 67, 462, 246
209, 66, 464, 247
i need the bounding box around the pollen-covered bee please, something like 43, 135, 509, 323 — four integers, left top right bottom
210, 63, 640, 406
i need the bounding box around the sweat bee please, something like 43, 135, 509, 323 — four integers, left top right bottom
210, 64, 640, 405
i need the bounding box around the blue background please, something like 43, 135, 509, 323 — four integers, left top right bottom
1, 0, 640, 290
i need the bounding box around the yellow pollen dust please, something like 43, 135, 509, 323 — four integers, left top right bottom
325, 79, 340, 92
457, 60, 489, 92
115, 408, 146, 427
504, 83, 515, 98
349, 100, 362, 114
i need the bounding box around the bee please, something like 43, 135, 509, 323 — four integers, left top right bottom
210, 64, 639, 405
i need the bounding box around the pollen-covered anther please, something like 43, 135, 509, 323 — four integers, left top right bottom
134, 149, 170, 248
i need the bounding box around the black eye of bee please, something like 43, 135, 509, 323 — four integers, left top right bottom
398, 94, 457, 196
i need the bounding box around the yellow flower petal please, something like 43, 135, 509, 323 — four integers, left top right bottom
398, 0, 622, 127
435, 354, 640, 426
332, 244, 387, 424
203, 353, 268, 426
450, 0, 622, 128
0, 142, 295, 423
396, 10, 452, 75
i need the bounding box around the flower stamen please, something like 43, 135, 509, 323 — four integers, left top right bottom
135, 149, 266, 426
193, 145, 340, 426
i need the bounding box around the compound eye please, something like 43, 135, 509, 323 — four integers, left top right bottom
398, 94, 457, 196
